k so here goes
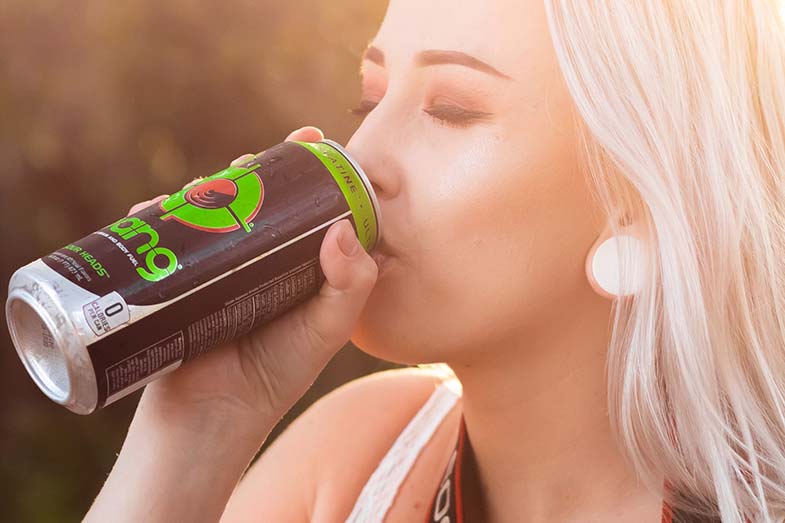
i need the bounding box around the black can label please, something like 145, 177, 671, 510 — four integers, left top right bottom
40, 140, 377, 408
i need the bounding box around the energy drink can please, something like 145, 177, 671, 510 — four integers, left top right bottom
5, 139, 381, 414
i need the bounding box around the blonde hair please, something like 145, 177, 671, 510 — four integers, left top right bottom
534, 1, 785, 521
422, 2, 785, 519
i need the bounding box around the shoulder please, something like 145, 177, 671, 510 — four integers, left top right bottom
310, 365, 458, 433
221, 366, 460, 522
308, 366, 461, 517
308, 366, 459, 477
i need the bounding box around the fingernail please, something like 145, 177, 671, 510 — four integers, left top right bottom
185, 176, 204, 189
338, 221, 360, 257
301, 126, 324, 138
231, 153, 255, 166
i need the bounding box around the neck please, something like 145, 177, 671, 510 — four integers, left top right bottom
448, 294, 663, 523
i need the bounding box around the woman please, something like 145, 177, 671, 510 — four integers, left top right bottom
83, 0, 785, 521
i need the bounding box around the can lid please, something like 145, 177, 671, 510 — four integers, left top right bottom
6, 292, 72, 404
319, 139, 383, 248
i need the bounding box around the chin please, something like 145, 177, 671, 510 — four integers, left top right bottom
351, 317, 412, 365
349, 302, 430, 366
350, 267, 474, 364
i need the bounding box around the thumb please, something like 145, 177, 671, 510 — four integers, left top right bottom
301, 219, 379, 347
245, 219, 378, 367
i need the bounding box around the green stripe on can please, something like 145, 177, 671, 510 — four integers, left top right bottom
294, 141, 378, 251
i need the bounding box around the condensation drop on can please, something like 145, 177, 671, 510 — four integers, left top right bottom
261, 224, 280, 239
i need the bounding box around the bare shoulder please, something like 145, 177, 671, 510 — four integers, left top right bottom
309, 365, 456, 445
220, 366, 457, 522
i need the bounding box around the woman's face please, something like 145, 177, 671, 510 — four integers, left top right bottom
347, 0, 607, 364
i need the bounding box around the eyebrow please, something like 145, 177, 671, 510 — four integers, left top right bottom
361, 45, 512, 80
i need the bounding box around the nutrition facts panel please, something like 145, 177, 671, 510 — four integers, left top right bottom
183, 256, 323, 360
104, 331, 185, 404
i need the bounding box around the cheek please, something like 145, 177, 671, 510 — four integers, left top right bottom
416, 142, 601, 333
353, 128, 604, 360
350, 154, 502, 362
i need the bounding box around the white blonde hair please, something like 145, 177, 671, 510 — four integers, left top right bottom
536, 1, 785, 521
421, 2, 785, 520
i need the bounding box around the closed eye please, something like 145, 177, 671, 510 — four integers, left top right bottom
348, 99, 379, 117
348, 100, 494, 128
422, 103, 493, 127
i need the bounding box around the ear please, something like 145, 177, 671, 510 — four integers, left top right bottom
585, 221, 617, 300
584, 212, 642, 299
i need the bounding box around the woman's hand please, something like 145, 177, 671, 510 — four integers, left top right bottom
83, 126, 377, 523
131, 125, 379, 434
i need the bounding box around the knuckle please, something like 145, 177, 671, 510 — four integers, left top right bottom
237, 336, 284, 414
356, 259, 379, 287
296, 310, 332, 353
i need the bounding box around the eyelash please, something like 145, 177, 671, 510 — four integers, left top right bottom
347, 99, 492, 128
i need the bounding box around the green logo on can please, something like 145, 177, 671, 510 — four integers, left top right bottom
159, 164, 265, 233
109, 217, 181, 282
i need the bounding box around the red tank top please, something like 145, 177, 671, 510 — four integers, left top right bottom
423, 414, 725, 523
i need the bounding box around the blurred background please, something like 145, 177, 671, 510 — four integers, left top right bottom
0, 1, 397, 521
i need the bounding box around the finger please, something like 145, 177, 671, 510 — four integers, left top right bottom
285, 126, 324, 143
233, 127, 324, 169
127, 194, 169, 216
230, 153, 256, 167
184, 177, 204, 189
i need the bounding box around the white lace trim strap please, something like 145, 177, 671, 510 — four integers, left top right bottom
345, 378, 462, 523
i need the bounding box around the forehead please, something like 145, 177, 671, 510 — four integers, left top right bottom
371, 0, 550, 77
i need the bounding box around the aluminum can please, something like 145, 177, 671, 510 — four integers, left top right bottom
5, 139, 381, 414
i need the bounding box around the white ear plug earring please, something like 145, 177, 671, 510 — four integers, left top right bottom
586, 233, 646, 298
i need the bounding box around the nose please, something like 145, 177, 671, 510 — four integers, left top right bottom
345, 123, 401, 201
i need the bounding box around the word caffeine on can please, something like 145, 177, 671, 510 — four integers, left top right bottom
5, 139, 381, 414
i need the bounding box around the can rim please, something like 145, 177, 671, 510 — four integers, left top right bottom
319, 139, 383, 248
7, 290, 73, 404
6, 266, 97, 415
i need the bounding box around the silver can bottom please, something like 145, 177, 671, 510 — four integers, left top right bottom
6, 260, 98, 414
